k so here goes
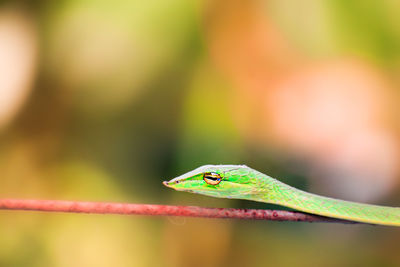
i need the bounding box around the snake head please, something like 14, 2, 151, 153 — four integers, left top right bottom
163, 165, 255, 199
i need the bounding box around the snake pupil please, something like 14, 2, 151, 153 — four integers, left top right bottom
203, 172, 222, 185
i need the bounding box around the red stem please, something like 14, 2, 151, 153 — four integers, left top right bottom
0, 198, 357, 224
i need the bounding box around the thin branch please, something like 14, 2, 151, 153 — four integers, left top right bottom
0, 198, 357, 224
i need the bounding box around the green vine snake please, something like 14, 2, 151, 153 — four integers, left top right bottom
163, 165, 400, 226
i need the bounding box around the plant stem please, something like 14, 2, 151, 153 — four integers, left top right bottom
0, 198, 358, 224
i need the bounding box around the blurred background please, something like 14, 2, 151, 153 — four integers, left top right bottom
0, 0, 400, 266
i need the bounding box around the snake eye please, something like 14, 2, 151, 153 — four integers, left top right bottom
203, 172, 222, 185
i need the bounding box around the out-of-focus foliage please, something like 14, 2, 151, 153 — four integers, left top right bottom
0, 0, 400, 266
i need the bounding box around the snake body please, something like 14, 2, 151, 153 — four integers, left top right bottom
163, 165, 400, 226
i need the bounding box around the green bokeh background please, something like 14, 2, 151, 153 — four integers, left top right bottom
1, 0, 400, 266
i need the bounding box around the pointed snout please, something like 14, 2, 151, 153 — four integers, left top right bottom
163, 179, 178, 188
163, 178, 183, 189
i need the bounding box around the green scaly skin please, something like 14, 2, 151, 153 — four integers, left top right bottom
163, 165, 400, 226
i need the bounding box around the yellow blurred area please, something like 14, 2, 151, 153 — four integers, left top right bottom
0, 0, 400, 266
